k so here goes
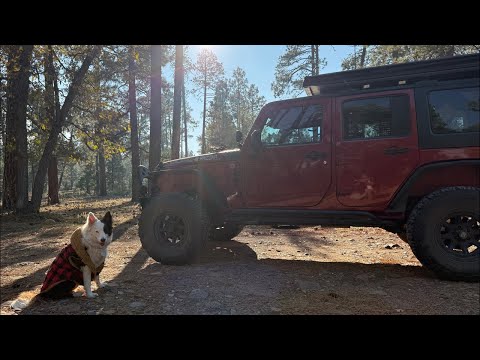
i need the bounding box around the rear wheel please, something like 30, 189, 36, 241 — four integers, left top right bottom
396, 232, 408, 243
406, 187, 480, 282
209, 223, 244, 242
139, 193, 208, 265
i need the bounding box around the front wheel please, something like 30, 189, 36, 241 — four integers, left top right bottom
139, 193, 208, 265
406, 187, 480, 282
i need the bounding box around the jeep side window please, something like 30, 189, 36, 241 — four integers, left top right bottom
260, 105, 323, 146
342, 95, 410, 140
428, 87, 479, 134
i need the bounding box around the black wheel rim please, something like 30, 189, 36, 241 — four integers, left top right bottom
153, 213, 186, 247
438, 213, 480, 257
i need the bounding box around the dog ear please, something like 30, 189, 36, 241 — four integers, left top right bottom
87, 212, 97, 225
103, 211, 112, 225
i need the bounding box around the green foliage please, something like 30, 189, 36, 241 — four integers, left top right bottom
192, 49, 224, 93
341, 45, 480, 70
205, 68, 266, 152
272, 45, 326, 98
205, 80, 237, 152
76, 160, 96, 194
2, 45, 274, 204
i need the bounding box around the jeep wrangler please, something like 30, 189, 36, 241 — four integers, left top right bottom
138, 53, 479, 282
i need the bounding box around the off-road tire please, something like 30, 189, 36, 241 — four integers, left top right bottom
209, 223, 244, 242
139, 193, 209, 265
406, 186, 480, 282
397, 233, 408, 243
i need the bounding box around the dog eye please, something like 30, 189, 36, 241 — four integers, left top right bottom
95, 231, 99, 234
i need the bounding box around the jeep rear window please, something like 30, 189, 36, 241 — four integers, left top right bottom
428, 87, 479, 134
342, 95, 410, 140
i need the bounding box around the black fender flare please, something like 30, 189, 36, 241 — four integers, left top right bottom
387, 159, 480, 213
152, 168, 228, 222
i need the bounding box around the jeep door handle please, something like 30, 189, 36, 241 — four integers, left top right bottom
304, 151, 326, 160
383, 146, 410, 155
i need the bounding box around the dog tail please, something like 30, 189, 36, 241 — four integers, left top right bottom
8, 290, 44, 312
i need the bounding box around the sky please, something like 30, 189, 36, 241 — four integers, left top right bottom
182, 45, 354, 155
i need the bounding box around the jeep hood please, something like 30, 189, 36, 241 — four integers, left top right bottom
159, 149, 240, 169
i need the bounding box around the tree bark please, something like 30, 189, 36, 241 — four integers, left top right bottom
0, 78, 5, 207
360, 45, 367, 68
109, 155, 114, 193
447, 45, 455, 57
45, 45, 60, 205
129, 46, 140, 202
95, 153, 99, 195
311, 45, 315, 75
98, 144, 107, 196
315, 45, 320, 75
182, 81, 188, 157
2, 45, 33, 211
171, 45, 183, 160
58, 159, 67, 190
149, 45, 162, 171
202, 71, 207, 154
47, 156, 60, 204
29, 46, 101, 213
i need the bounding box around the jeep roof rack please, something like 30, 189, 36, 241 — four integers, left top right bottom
303, 53, 480, 96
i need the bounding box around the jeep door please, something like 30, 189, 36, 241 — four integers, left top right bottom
335, 89, 420, 208
241, 98, 332, 207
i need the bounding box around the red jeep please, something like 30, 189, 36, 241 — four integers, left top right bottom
138, 53, 480, 282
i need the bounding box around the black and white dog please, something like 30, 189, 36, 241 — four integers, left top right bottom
39, 211, 114, 299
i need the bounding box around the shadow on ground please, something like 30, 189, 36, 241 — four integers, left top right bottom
17, 238, 476, 315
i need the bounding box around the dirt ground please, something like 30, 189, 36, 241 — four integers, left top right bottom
1, 197, 479, 315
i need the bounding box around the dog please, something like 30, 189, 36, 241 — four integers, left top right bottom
38, 211, 113, 299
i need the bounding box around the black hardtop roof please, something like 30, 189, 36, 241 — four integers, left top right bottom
303, 53, 479, 96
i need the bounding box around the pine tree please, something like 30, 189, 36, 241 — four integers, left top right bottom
192, 49, 224, 154
272, 45, 326, 98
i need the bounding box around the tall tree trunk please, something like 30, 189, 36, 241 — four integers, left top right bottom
237, 90, 241, 133
95, 153, 99, 195
315, 45, 320, 75
47, 156, 59, 204
149, 45, 162, 171
202, 72, 207, 154
360, 45, 367, 68
69, 164, 74, 191
129, 46, 140, 202
45, 45, 60, 205
58, 159, 67, 190
2, 45, 33, 211
30, 162, 35, 195
98, 144, 107, 196
182, 82, 188, 157
14, 45, 32, 212
447, 45, 455, 57
108, 155, 113, 193
30, 46, 100, 213
0, 79, 4, 207
311, 45, 315, 75
171, 45, 183, 160
0, 82, 4, 147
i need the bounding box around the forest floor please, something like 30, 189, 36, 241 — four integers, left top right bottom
1, 197, 479, 315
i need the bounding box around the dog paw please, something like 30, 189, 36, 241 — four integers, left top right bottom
86, 292, 98, 299
72, 291, 83, 298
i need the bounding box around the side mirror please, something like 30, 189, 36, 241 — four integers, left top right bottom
250, 129, 263, 153
236, 130, 243, 143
